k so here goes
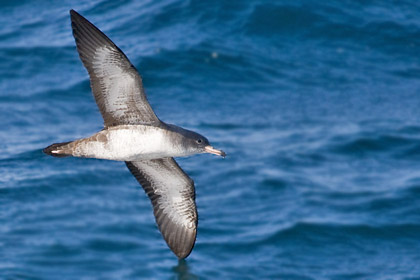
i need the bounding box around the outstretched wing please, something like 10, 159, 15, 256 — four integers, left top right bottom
125, 158, 198, 259
70, 10, 160, 127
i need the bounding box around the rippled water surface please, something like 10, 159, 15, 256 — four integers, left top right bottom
1, 0, 420, 279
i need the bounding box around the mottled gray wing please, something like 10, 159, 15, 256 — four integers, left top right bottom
125, 158, 197, 259
70, 10, 159, 127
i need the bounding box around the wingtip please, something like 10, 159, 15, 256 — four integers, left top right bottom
174, 242, 194, 259
175, 250, 193, 259
69, 9, 84, 23
69, 9, 77, 17
170, 228, 196, 259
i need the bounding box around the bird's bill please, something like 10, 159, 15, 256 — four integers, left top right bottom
204, 146, 226, 157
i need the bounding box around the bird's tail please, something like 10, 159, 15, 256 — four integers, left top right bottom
43, 141, 73, 157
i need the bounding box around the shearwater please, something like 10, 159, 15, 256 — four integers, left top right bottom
43, 9, 225, 259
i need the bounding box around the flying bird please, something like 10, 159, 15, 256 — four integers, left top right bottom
43, 9, 225, 259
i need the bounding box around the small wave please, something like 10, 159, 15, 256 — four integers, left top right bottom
258, 221, 420, 246
84, 238, 140, 252
326, 133, 420, 157
244, 4, 323, 36
0, 149, 45, 162
198, 122, 274, 130
198, 221, 420, 257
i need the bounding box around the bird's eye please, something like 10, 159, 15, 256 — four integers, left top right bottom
197, 139, 202, 144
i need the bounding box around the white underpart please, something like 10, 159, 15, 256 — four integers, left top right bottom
72, 125, 188, 161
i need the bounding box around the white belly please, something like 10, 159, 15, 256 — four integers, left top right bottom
73, 125, 180, 161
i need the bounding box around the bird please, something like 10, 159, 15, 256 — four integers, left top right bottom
43, 9, 225, 259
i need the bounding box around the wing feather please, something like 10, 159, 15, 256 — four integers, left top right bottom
70, 10, 159, 127
125, 158, 197, 259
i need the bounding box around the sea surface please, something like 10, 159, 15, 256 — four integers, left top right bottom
1, 0, 420, 279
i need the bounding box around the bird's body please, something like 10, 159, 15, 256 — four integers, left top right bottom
43, 9, 225, 259
48, 124, 203, 161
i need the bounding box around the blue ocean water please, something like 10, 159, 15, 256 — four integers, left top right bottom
1, 0, 420, 278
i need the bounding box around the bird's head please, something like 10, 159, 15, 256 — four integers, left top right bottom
186, 131, 225, 157
174, 126, 225, 157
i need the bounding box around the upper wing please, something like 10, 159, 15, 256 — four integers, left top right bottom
70, 10, 160, 127
125, 158, 198, 259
